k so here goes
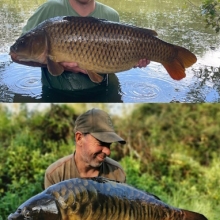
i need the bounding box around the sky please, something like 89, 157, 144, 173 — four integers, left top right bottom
2, 103, 137, 116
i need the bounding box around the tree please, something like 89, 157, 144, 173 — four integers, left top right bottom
201, 0, 220, 33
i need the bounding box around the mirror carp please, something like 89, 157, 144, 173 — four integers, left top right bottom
8, 177, 207, 220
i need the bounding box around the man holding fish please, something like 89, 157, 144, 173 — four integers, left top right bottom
21, 0, 150, 92
8, 109, 208, 220
44, 108, 126, 189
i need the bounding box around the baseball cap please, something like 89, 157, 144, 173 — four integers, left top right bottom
74, 108, 126, 144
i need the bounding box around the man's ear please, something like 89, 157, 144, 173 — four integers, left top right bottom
75, 131, 83, 145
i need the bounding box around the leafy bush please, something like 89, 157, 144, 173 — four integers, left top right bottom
113, 104, 220, 165
0, 104, 75, 219
121, 154, 220, 220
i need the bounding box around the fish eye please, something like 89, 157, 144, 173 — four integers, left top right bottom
24, 210, 30, 218
18, 38, 25, 45
21, 207, 31, 219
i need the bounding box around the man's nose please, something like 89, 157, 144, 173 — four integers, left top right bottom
102, 146, 111, 156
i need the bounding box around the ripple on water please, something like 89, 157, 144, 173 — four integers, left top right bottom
117, 64, 189, 102
1, 56, 42, 99
15, 76, 40, 90
120, 81, 161, 101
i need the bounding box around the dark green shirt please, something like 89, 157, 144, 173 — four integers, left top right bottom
22, 0, 119, 91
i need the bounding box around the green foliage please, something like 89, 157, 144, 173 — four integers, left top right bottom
113, 104, 220, 165
0, 104, 75, 219
121, 153, 220, 220
40, 104, 77, 143
201, 0, 220, 32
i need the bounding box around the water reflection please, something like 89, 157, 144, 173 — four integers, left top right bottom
0, 0, 220, 102
187, 66, 220, 103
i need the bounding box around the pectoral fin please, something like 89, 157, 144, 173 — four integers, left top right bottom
47, 56, 64, 76
87, 70, 104, 83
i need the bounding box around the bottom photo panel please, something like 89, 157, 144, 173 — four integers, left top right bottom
0, 103, 219, 220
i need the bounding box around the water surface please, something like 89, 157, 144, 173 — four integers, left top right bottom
0, 0, 219, 102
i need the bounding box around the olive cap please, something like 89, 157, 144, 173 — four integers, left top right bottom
74, 108, 126, 144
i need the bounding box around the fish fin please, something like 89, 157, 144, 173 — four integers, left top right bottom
175, 45, 197, 68
182, 209, 208, 220
162, 46, 197, 80
47, 56, 64, 76
144, 29, 158, 36
87, 70, 104, 83
162, 59, 186, 80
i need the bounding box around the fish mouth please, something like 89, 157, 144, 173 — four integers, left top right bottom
9, 51, 18, 61
9, 52, 33, 63
9, 46, 29, 62
9, 52, 27, 62
8, 211, 24, 220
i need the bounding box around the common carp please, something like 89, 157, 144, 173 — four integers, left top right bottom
10, 16, 197, 83
8, 177, 207, 220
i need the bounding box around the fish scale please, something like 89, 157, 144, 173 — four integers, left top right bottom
10, 16, 197, 82
51, 17, 159, 70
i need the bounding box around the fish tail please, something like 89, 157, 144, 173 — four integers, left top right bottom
183, 209, 208, 220
162, 45, 197, 80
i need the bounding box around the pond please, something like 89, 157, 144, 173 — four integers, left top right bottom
0, 0, 220, 102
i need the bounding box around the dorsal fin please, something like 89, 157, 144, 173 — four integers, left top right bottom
183, 209, 208, 220
143, 28, 158, 36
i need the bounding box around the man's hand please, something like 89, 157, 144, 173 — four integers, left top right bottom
60, 62, 87, 74
135, 59, 150, 68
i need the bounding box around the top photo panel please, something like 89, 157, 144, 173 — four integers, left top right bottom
1, 0, 220, 103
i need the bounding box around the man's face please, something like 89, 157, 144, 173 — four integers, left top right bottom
80, 133, 111, 167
